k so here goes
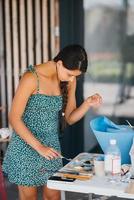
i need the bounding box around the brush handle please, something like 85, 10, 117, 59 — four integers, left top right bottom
60, 156, 72, 161
59, 173, 92, 180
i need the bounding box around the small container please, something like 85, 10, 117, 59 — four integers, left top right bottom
94, 155, 105, 177
81, 160, 93, 171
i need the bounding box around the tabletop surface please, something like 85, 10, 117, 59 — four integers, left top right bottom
47, 152, 134, 199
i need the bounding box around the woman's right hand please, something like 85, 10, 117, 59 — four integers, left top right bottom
86, 93, 102, 108
37, 145, 61, 160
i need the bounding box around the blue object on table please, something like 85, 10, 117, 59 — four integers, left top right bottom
90, 116, 134, 164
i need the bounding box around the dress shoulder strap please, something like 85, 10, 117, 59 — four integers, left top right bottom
26, 65, 40, 93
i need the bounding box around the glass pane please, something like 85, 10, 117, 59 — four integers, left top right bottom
83, 0, 134, 152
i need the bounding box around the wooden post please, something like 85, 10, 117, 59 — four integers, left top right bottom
35, 0, 42, 64
19, 0, 27, 74
42, 0, 48, 62
27, 0, 34, 65
12, 0, 19, 90
5, 0, 13, 113
0, 0, 6, 127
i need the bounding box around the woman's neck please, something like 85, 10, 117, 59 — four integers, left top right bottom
36, 61, 57, 79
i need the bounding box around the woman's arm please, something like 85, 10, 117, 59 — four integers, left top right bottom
65, 78, 102, 125
9, 72, 60, 159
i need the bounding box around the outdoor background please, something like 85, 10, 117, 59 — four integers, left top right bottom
0, 0, 134, 199
84, 0, 134, 153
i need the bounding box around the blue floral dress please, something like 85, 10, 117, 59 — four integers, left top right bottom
2, 65, 63, 186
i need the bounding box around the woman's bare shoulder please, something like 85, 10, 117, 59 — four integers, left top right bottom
21, 71, 36, 82
18, 71, 37, 92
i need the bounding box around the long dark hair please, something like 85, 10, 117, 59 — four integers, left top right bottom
53, 44, 88, 133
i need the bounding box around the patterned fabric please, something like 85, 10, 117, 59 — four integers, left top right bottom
2, 65, 63, 186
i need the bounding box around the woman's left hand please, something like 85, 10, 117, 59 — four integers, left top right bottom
86, 93, 102, 108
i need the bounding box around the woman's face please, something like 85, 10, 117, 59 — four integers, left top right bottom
57, 61, 82, 82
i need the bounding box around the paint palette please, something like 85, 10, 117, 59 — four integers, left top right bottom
62, 153, 99, 174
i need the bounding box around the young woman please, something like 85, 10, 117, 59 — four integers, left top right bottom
2, 44, 102, 200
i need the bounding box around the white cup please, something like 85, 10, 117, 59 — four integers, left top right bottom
94, 159, 105, 177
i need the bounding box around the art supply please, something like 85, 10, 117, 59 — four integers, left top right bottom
126, 120, 134, 128
58, 172, 92, 180
49, 176, 75, 182
94, 156, 105, 177
60, 156, 72, 161
58, 170, 79, 175
104, 139, 121, 182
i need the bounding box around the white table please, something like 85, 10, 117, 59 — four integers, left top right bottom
47, 153, 134, 200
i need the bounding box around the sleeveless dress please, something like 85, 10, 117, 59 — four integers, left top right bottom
2, 65, 63, 186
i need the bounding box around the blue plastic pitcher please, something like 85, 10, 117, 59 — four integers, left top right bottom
90, 116, 134, 164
